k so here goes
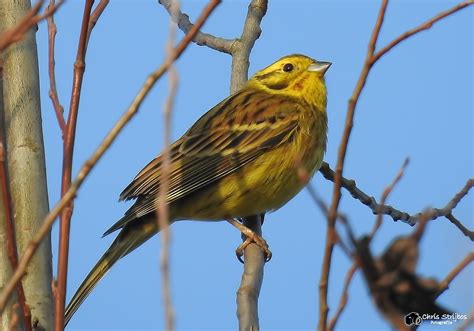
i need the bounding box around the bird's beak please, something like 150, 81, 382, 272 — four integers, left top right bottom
307, 61, 332, 74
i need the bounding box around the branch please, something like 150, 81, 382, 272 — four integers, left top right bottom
318, 6, 389, 330
436, 252, 474, 298
86, 0, 109, 46
226, 2, 268, 330
327, 263, 357, 331
156, 3, 180, 330
319, 162, 474, 240
0, 1, 55, 327
0, 143, 31, 330
318, 1, 390, 326
369, 158, 409, 238
372, 1, 474, 64
446, 214, 473, 241
458, 308, 474, 331
54, 1, 103, 329
304, 184, 352, 259
158, 0, 234, 54
7, 305, 20, 330
230, 0, 267, 92
0, 0, 63, 52
46, 0, 65, 133
318, 1, 474, 329
157, 2, 269, 325
236, 215, 265, 331
325, 159, 408, 330
47, 0, 109, 136
0, 0, 221, 315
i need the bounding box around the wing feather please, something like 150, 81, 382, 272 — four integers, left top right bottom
109, 88, 303, 235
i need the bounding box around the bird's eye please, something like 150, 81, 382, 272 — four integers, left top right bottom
283, 63, 294, 72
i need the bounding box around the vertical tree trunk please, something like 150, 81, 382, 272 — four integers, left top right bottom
0, 62, 25, 331
0, 1, 54, 330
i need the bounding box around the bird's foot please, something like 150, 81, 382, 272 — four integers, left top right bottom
227, 218, 272, 263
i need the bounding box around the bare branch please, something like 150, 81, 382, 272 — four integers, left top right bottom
326, 159, 408, 330
225, 2, 268, 330
0, 0, 221, 314
157, 8, 272, 326
318, 1, 390, 328
443, 179, 474, 212
320, 159, 408, 330
158, 0, 234, 54
458, 308, 474, 331
7, 305, 20, 331
46, 0, 66, 133
372, 1, 474, 64
328, 263, 357, 331
369, 158, 409, 239
304, 184, 352, 259
55, 1, 103, 328
0, 1, 55, 326
318, 1, 474, 328
319, 0, 390, 324
410, 212, 430, 244
156, 2, 180, 329
236, 214, 265, 331
230, 0, 267, 92
86, 0, 109, 46
446, 214, 473, 241
0, 0, 63, 52
320, 161, 474, 240
0, 142, 31, 330
436, 252, 474, 298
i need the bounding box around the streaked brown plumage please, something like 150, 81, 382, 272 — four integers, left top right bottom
65, 54, 331, 325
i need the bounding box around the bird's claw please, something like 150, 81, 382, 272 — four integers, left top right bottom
235, 237, 272, 263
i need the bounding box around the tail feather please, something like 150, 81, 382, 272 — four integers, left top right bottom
65, 216, 158, 326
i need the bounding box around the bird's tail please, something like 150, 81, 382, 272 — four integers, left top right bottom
64, 216, 158, 326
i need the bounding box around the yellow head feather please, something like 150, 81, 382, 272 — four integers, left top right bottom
247, 54, 331, 112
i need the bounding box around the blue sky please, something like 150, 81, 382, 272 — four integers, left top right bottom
34, 0, 472, 330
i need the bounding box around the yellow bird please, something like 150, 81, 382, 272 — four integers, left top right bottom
65, 54, 331, 325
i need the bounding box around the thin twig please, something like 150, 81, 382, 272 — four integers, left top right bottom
446, 214, 473, 241
0, 142, 31, 330
369, 158, 409, 239
158, 0, 234, 54
436, 252, 474, 298
410, 211, 431, 244
372, 1, 474, 64
305, 184, 352, 259
326, 159, 408, 330
319, 2, 474, 324
0, 0, 64, 51
7, 304, 19, 331
457, 308, 474, 331
46, 0, 66, 133
54, 1, 100, 329
319, 2, 390, 329
157, 2, 180, 330
230, 0, 267, 92
320, 161, 474, 240
0, 0, 222, 315
327, 263, 357, 331
86, 0, 109, 46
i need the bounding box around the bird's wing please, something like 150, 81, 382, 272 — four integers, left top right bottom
114, 88, 302, 225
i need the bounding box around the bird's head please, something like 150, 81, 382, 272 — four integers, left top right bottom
248, 54, 331, 108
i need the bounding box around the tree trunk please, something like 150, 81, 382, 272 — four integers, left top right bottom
0, 1, 54, 329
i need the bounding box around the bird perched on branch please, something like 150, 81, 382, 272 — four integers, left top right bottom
65, 54, 331, 325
